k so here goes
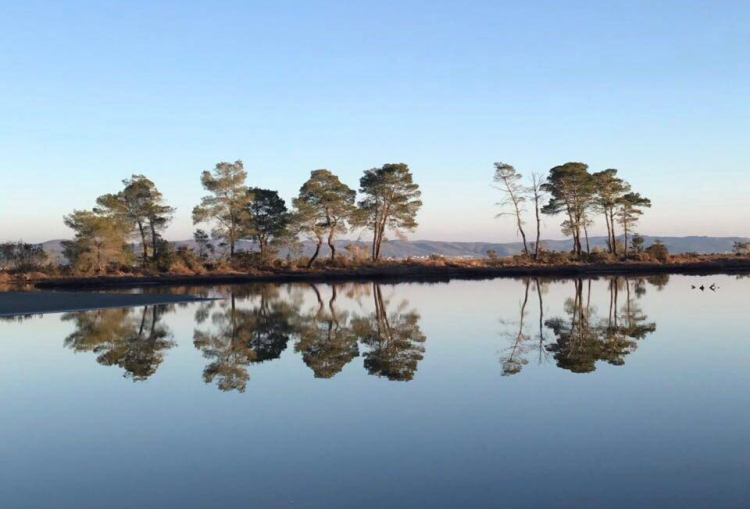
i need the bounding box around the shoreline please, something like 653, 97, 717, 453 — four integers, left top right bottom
27, 258, 750, 289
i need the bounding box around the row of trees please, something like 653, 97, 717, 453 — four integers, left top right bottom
192, 161, 422, 265
62, 162, 422, 273
494, 162, 652, 258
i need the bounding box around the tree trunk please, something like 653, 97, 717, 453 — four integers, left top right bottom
308, 241, 322, 268
138, 224, 148, 268
514, 203, 528, 256
149, 220, 159, 263
328, 232, 336, 261
603, 212, 613, 253
583, 220, 591, 255
534, 201, 542, 260
610, 209, 618, 255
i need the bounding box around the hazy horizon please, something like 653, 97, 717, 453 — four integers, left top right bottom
2, 1, 748, 243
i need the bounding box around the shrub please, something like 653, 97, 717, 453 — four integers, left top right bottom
0, 241, 48, 272
733, 241, 750, 256
646, 241, 669, 263
586, 250, 616, 264
537, 250, 572, 265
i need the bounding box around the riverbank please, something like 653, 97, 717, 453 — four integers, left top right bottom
24, 256, 750, 289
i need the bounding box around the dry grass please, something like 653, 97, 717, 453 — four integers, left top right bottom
6, 252, 750, 287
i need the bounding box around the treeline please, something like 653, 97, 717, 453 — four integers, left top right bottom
5, 158, 749, 277
58, 161, 422, 274
493, 161, 654, 259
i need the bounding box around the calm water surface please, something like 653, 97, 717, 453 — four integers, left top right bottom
1, 275, 749, 508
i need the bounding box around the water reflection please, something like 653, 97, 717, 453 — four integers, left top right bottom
499, 276, 659, 375
192, 285, 300, 392
352, 283, 426, 381
58, 277, 666, 390
63, 305, 175, 380
295, 284, 359, 379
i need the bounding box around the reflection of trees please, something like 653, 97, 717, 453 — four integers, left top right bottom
295, 285, 359, 379
499, 279, 531, 376
193, 286, 298, 392
351, 283, 426, 381
498, 278, 551, 376
545, 277, 656, 373
63, 305, 175, 380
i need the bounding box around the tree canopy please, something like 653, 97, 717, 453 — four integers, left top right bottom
357, 163, 422, 261
192, 160, 251, 258
293, 169, 356, 266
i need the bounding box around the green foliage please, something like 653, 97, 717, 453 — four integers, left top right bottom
592, 169, 630, 254
193, 229, 215, 260
617, 192, 652, 254
357, 163, 422, 261
733, 241, 750, 256
631, 233, 645, 253
245, 187, 290, 262
646, 241, 669, 263
152, 238, 176, 272
192, 160, 251, 258
0, 242, 48, 272
63, 209, 133, 274
96, 175, 174, 267
541, 162, 596, 257
293, 169, 357, 266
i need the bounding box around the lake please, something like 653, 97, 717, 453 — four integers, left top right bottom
1, 275, 749, 508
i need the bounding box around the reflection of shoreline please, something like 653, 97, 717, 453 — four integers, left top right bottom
33, 259, 750, 291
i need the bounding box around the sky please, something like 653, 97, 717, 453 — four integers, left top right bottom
1, 0, 748, 243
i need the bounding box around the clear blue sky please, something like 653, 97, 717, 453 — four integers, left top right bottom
1, 0, 748, 243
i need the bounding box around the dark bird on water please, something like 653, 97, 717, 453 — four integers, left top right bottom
710, 284, 717, 291
699, 285, 705, 291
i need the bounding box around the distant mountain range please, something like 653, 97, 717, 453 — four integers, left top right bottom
37, 235, 750, 262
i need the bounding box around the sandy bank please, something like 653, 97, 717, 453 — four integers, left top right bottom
0, 291, 214, 317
